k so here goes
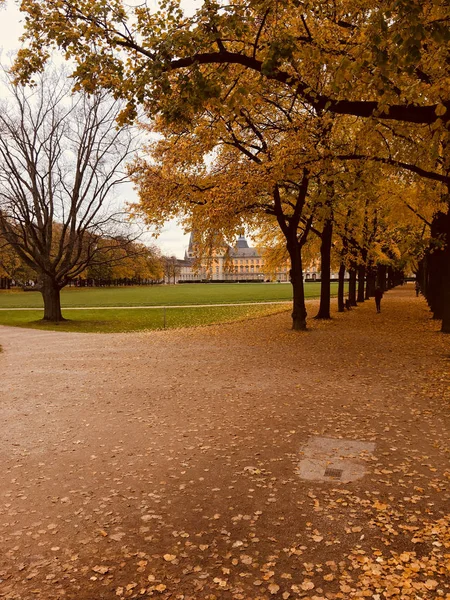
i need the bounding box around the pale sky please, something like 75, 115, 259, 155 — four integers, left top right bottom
0, 0, 204, 258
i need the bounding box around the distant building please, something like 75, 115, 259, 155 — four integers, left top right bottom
172, 233, 340, 284
177, 233, 290, 282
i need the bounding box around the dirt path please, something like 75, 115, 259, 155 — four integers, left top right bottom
0, 285, 449, 600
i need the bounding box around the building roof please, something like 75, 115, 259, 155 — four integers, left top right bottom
229, 246, 260, 258
235, 235, 249, 249
185, 232, 261, 259
177, 257, 195, 267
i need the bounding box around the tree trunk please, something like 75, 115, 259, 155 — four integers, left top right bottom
287, 241, 307, 331
365, 267, 376, 299
441, 271, 450, 332
337, 262, 345, 312
348, 266, 357, 306
441, 274, 450, 333
357, 264, 366, 303
426, 212, 447, 320
41, 277, 64, 322
315, 218, 333, 319
440, 209, 450, 333
377, 264, 387, 291
387, 266, 394, 290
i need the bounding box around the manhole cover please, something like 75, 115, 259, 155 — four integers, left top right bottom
324, 467, 343, 479
297, 437, 376, 483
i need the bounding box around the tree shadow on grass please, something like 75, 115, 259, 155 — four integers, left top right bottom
26, 319, 113, 333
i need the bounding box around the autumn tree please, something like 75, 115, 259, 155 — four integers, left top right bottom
82, 240, 163, 284
0, 238, 36, 285
130, 88, 340, 330
15, 0, 449, 126
331, 161, 437, 301
109, 241, 163, 283
0, 234, 37, 287
0, 67, 137, 321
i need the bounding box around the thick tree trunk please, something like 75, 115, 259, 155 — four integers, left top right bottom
337, 262, 345, 312
287, 241, 307, 331
441, 276, 450, 333
348, 266, 357, 306
425, 212, 447, 320
429, 254, 442, 319
365, 267, 376, 299
441, 281, 450, 332
440, 210, 450, 333
357, 264, 366, 303
417, 260, 426, 297
41, 277, 64, 322
377, 264, 387, 291
315, 219, 332, 319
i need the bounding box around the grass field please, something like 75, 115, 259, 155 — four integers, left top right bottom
0, 282, 338, 333
0, 282, 329, 308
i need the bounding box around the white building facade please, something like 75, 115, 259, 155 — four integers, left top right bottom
177, 234, 290, 282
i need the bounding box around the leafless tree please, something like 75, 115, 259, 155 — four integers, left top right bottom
0, 67, 138, 321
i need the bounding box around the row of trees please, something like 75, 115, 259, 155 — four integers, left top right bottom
133, 108, 435, 329
2, 0, 449, 329
0, 235, 164, 288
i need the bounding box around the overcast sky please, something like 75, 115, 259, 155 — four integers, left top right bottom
0, 0, 205, 258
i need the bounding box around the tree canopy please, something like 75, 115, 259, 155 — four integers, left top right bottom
15, 0, 449, 125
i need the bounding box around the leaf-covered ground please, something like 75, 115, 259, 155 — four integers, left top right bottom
0, 284, 448, 600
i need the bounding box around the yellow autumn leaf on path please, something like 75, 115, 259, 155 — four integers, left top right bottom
163, 554, 176, 562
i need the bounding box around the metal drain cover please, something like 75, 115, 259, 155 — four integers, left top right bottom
297, 437, 376, 483
324, 467, 343, 479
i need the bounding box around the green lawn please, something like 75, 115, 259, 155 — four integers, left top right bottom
0, 282, 339, 333
0, 282, 333, 308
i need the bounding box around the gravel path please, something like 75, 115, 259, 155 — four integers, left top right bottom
0, 285, 448, 600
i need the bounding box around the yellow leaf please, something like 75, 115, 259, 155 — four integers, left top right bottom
163, 554, 176, 562
92, 565, 109, 574
301, 580, 315, 590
